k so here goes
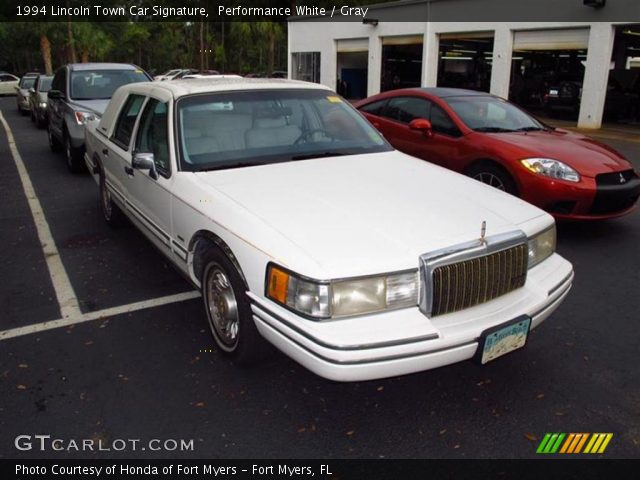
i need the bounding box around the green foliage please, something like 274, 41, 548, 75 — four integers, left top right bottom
0, 20, 288, 76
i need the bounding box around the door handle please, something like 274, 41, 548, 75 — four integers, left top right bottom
124, 166, 134, 176
102, 148, 109, 156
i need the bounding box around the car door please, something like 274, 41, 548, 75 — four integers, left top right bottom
422, 101, 465, 170
48, 68, 66, 139
126, 96, 174, 259
105, 93, 146, 228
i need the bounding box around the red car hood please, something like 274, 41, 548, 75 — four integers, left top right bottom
479, 129, 633, 178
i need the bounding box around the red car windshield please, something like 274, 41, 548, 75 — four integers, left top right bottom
445, 96, 546, 133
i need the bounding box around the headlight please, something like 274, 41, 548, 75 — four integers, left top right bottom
39, 102, 47, 109
527, 225, 556, 268
520, 158, 580, 183
74, 111, 95, 125
266, 264, 419, 319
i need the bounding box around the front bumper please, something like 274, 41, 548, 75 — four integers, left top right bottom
517, 170, 640, 220
249, 253, 573, 382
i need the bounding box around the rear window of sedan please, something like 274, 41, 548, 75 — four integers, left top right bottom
70, 69, 149, 100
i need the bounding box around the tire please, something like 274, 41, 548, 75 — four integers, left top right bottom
467, 163, 518, 196
64, 133, 85, 174
98, 169, 124, 227
36, 113, 46, 129
201, 248, 268, 365
48, 123, 62, 152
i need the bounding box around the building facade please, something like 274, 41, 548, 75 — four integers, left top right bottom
288, 0, 640, 128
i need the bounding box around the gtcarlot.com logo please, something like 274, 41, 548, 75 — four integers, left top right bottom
15, 435, 194, 452
536, 433, 613, 454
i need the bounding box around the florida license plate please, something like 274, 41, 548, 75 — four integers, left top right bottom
477, 316, 531, 365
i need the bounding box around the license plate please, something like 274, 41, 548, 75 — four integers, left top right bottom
477, 316, 531, 365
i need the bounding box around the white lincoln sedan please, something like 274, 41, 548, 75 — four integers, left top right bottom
84, 78, 573, 381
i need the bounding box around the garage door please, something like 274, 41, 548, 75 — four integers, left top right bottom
514, 29, 589, 51
336, 38, 368, 53
382, 35, 424, 46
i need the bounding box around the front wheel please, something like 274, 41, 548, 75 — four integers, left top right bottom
64, 134, 85, 174
467, 163, 518, 196
201, 248, 268, 365
48, 124, 62, 152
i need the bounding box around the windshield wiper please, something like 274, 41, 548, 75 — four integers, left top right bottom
291, 151, 349, 161
474, 127, 517, 133
196, 161, 264, 171
514, 126, 544, 132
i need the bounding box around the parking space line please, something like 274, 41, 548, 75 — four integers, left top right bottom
0, 110, 82, 320
0, 290, 201, 341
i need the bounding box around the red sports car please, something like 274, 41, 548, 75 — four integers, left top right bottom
356, 88, 640, 220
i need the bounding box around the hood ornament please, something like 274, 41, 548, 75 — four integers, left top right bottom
619, 173, 627, 184
480, 220, 487, 244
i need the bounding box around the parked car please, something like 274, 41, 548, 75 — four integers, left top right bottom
47, 63, 151, 173
153, 68, 185, 81
0, 73, 20, 95
356, 88, 640, 220
544, 71, 640, 122
28, 74, 53, 128
16, 73, 39, 114
181, 74, 242, 79
84, 78, 572, 381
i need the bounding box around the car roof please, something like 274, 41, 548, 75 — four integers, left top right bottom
67, 63, 143, 72
414, 88, 492, 98
120, 77, 331, 98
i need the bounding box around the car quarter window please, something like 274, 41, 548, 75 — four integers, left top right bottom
135, 98, 170, 175
359, 99, 387, 116
112, 94, 145, 150
429, 103, 461, 137
384, 97, 431, 124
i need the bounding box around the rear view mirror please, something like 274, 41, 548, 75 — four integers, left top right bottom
132, 152, 158, 180
409, 118, 433, 137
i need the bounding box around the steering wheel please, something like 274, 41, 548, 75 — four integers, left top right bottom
294, 128, 331, 145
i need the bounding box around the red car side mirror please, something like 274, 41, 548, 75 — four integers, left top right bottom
409, 118, 433, 137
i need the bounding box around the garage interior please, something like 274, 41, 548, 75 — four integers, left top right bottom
336, 38, 368, 100
509, 26, 640, 125
437, 33, 494, 93
380, 36, 423, 92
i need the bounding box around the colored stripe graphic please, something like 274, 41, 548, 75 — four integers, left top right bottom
537, 433, 613, 454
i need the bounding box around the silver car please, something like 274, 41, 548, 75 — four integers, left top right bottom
47, 63, 150, 173
16, 73, 38, 114
28, 74, 53, 128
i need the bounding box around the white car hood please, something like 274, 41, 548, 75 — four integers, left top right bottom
194, 151, 547, 277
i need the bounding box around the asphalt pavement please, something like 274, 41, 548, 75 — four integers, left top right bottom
1, 96, 639, 459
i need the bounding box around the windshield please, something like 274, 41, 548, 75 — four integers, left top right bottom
20, 77, 36, 89
39, 77, 52, 92
445, 95, 545, 132
177, 89, 391, 172
70, 69, 149, 100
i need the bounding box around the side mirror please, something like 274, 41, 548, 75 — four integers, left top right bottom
47, 89, 63, 99
409, 118, 433, 137
132, 152, 158, 180
28, 87, 35, 94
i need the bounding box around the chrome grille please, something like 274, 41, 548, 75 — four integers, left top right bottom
431, 244, 528, 316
